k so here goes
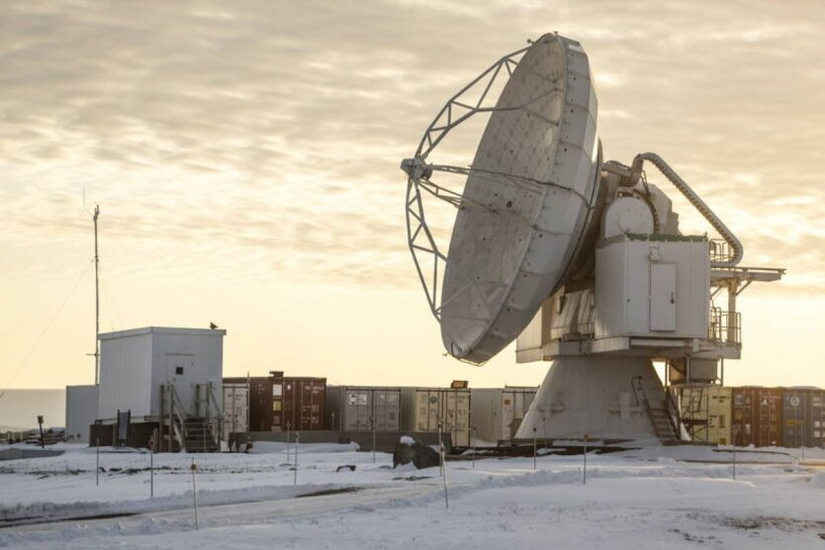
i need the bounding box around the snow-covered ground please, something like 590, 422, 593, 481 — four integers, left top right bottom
2, 441, 825, 548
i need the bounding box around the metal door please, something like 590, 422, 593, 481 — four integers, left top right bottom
374, 390, 400, 432
165, 353, 194, 415
345, 390, 370, 431
415, 391, 433, 431
650, 263, 677, 331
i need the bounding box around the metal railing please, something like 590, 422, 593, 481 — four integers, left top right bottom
160, 383, 187, 452
709, 307, 741, 344
204, 382, 223, 448
709, 239, 735, 265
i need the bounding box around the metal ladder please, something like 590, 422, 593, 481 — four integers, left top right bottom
632, 377, 680, 443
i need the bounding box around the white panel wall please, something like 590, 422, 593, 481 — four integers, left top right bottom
98, 331, 153, 420
595, 238, 709, 339
150, 330, 224, 417
65, 385, 98, 444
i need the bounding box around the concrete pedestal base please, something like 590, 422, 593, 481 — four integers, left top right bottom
515, 355, 675, 442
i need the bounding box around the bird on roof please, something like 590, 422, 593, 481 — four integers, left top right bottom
209, 322, 218, 330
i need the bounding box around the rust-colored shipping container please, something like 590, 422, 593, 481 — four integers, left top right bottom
224, 373, 284, 432
732, 387, 783, 447
282, 377, 326, 431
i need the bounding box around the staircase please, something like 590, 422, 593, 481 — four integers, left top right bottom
158, 382, 223, 453
184, 418, 219, 453
646, 402, 680, 443
632, 376, 681, 443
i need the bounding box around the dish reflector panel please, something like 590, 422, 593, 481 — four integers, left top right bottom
439, 34, 600, 363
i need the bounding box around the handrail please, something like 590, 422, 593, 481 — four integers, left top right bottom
709, 307, 741, 344
664, 389, 682, 438
166, 383, 187, 451
632, 376, 680, 441
206, 382, 223, 419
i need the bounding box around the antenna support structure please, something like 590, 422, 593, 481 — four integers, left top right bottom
401, 33, 785, 444
92, 205, 100, 419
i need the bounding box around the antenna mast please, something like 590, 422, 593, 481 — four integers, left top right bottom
93, 205, 100, 386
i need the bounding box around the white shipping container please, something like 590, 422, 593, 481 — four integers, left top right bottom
326, 387, 401, 432
98, 327, 226, 422
471, 387, 538, 444
222, 383, 249, 440
400, 388, 471, 447
65, 385, 98, 444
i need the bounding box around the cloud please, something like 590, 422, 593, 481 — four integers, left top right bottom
0, 0, 823, 295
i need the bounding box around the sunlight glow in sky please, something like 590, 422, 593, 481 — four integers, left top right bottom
2, 0, 824, 391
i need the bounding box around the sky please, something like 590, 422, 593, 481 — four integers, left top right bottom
1, 0, 824, 393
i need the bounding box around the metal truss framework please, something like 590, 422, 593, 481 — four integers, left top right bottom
403, 45, 529, 324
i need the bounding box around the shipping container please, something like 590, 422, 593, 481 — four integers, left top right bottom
326, 387, 401, 432
810, 390, 825, 447
470, 387, 538, 444
65, 385, 98, 444
707, 386, 732, 445
783, 388, 809, 448
224, 374, 283, 432
222, 383, 249, 439
781, 388, 825, 448
732, 387, 783, 447
671, 386, 731, 445
282, 377, 326, 431
400, 387, 471, 447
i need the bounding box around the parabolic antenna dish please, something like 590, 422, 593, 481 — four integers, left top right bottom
403, 34, 601, 364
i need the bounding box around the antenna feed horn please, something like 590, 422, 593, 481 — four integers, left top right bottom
400, 157, 433, 180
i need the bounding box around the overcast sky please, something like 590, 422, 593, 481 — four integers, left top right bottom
2, 0, 824, 392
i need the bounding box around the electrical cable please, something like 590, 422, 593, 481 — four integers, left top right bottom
0, 260, 93, 401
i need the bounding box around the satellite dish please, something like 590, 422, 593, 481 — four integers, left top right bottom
403, 32, 784, 443
403, 34, 601, 364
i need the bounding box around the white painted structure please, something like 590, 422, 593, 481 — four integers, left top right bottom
65, 385, 97, 444
400, 387, 471, 447
402, 32, 784, 443
222, 383, 249, 439
404, 34, 600, 364
471, 387, 537, 444
98, 327, 226, 422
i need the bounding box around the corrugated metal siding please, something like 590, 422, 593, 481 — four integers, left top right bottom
732, 387, 754, 446
282, 377, 326, 431
501, 388, 536, 440
783, 389, 809, 447
781, 388, 825, 447
756, 388, 783, 447
224, 376, 281, 432
400, 388, 471, 447
732, 387, 784, 447
65, 385, 98, 444
673, 386, 731, 445
706, 386, 732, 445
470, 387, 537, 444
222, 383, 249, 438
326, 387, 401, 432
811, 390, 825, 447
